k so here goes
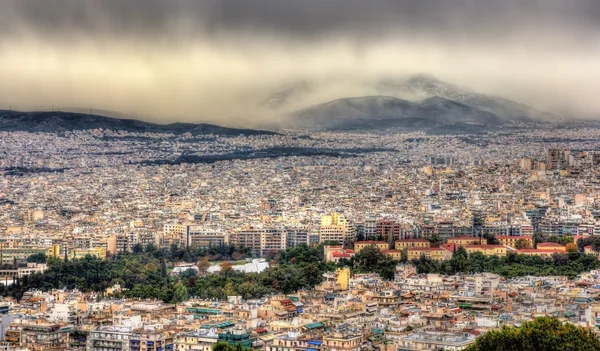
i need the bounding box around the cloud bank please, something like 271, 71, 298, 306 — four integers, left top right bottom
0, 0, 599, 124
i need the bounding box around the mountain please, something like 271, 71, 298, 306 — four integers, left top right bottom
392, 74, 557, 121
289, 95, 504, 131
0, 110, 276, 136
266, 74, 558, 130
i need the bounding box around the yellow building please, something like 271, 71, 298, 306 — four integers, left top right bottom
395, 239, 430, 249
448, 236, 486, 246
382, 249, 402, 261
322, 333, 362, 351
336, 267, 350, 291
46, 244, 61, 258
464, 245, 507, 257
321, 212, 347, 226
0, 247, 48, 265
317, 267, 351, 291
497, 235, 533, 248
407, 247, 451, 261
47, 245, 107, 260
319, 212, 353, 244
354, 241, 389, 252
69, 247, 107, 260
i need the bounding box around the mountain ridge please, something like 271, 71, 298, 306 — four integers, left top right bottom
0, 110, 277, 136
266, 74, 559, 130
288, 95, 506, 130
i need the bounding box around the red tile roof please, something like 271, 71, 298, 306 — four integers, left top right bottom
537, 242, 564, 247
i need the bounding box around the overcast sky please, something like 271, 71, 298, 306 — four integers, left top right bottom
1, 0, 599, 125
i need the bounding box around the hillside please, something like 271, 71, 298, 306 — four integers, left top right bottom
289, 95, 505, 131
0, 110, 276, 136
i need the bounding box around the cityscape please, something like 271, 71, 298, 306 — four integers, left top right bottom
2, 1, 600, 350
1, 124, 600, 350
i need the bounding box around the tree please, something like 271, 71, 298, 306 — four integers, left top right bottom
561, 236, 575, 245
515, 239, 531, 250
27, 253, 47, 264
565, 243, 579, 253
427, 233, 441, 245
352, 246, 396, 279
219, 261, 234, 273
197, 257, 211, 274
483, 233, 499, 245
132, 243, 145, 254
450, 246, 468, 273
172, 282, 188, 303
466, 316, 600, 351
181, 268, 198, 279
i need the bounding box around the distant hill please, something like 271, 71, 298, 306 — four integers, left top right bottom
399, 74, 557, 121
289, 95, 505, 131
0, 110, 276, 136
265, 73, 558, 131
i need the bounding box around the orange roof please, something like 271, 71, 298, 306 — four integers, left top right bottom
517, 249, 552, 253
464, 245, 506, 249
408, 247, 444, 252
355, 241, 388, 245
440, 243, 458, 251
332, 252, 353, 258
396, 239, 429, 242
537, 242, 564, 247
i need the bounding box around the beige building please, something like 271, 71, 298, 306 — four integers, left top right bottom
407, 247, 451, 261
497, 235, 533, 248
395, 239, 430, 250
319, 212, 354, 244
448, 237, 486, 246
464, 245, 507, 257
322, 333, 362, 351
354, 241, 389, 252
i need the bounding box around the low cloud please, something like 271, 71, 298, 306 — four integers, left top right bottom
0, 0, 599, 124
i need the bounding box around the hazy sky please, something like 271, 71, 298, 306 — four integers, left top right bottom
1, 0, 599, 125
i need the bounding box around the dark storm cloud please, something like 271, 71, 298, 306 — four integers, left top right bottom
2, 0, 599, 43
1, 0, 600, 122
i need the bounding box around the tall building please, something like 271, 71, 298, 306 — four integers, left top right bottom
229, 226, 286, 257
319, 212, 354, 244
520, 158, 532, 170
163, 224, 228, 248
364, 216, 377, 240
547, 149, 570, 170
285, 226, 310, 248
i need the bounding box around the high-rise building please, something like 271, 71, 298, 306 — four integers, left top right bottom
229, 226, 286, 257
319, 212, 354, 244
547, 149, 570, 170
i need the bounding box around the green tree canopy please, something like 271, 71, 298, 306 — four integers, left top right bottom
466, 317, 600, 351
351, 245, 395, 279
